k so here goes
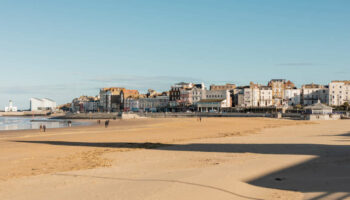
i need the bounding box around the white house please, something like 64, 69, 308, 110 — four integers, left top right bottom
191, 83, 206, 105
329, 81, 350, 106
259, 86, 273, 107
5, 100, 17, 112
284, 88, 301, 106
30, 98, 57, 111
204, 89, 231, 107
302, 84, 329, 106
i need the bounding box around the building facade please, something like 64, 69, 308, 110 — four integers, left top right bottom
259, 86, 273, 107
329, 81, 350, 106
169, 82, 193, 101
268, 79, 295, 107
4, 100, 17, 112
191, 83, 206, 105
71, 96, 99, 113
301, 84, 329, 106
99, 87, 124, 112
204, 89, 231, 107
284, 88, 301, 107
30, 98, 57, 111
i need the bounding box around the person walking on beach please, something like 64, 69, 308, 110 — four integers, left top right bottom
43, 125, 46, 132
199, 117, 202, 122
39, 124, 43, 132
97, 120, 101, 125
67, 121, 72, 127
105, 120, 109, 128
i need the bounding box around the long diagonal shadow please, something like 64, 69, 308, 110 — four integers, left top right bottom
14, 140, 350, 197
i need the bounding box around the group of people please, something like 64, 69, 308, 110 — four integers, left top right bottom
39, 124, 46, 132
97, 119, 110, 128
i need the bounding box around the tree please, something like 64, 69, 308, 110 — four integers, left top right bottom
344, 102, 349, 111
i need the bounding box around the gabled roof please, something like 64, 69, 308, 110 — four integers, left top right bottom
304, 102, 332, 110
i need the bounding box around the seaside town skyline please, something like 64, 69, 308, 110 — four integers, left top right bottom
2, 1, 350, 199
2, 77, 348, 109
3, 79, 349, 112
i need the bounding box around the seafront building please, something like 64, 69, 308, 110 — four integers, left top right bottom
191, 83, 206, 105
284, 88, 301, 106
4, 100, 17, 112
268, 79, 295, 107
71, 96, 99, 113
259, 86, 273, 107
85, 79, 350, 114
99, 87, 124, 112
301, 84, 329, 106
329, 81, 350, 106
99, 88, 140, 112
30, 98, 57, 111
243, 82, 260, 107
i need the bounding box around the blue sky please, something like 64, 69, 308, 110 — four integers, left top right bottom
0, 0, 349, 109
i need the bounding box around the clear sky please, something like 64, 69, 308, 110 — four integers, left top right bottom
0, 0, 349, 109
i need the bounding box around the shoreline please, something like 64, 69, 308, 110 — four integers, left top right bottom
0, 117, 94, 134
2, 118, 350, 199
0, 118, 313, 180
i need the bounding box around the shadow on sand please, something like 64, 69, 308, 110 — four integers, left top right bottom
14, 138, 350, 200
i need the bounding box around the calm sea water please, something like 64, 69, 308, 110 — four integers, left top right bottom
0, 117, 87, 131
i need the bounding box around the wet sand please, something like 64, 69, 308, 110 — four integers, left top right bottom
0, 118, 349, 199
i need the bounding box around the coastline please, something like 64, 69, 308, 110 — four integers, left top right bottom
0, 116, 93, 134
0, 118, 311, 180
2, 118, 350, 199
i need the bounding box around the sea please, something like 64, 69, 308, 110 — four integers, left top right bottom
0, 116, 87, 131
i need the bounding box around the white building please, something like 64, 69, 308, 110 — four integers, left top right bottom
191, 83, 206, 105
30, 98, 57, 111
204, 89, 231, 107
284, 88, 301, 107
197, 99, 228, 112
138, 96, 169, 112
329, 81, 350, 106
259, 86, 273, 107
243, 87, 260, 107
301, 84, 329, 106
5, 100, 18, 112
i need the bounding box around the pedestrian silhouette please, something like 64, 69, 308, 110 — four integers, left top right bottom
105, 120, 109, 128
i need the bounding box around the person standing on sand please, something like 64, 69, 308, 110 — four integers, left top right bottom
105, 120, 109, 128
97, 120, 101, 125
199, 117, 202, 122
43, 125, 46, 132
39, 124, 43, 132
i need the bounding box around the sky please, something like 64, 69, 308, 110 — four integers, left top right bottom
0, 0, 349, 109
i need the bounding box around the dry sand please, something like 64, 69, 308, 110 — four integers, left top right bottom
0, 118, 349, 200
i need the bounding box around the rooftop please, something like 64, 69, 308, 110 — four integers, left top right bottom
304, 102, 332, 110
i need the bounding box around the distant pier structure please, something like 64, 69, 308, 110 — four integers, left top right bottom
5, 100, 18, 112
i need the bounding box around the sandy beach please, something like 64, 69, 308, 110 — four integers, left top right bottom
0, 117, 349, 200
